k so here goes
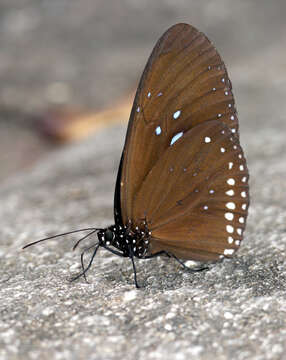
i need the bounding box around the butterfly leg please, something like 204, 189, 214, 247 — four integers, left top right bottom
127, 244, 140, 289
144, 251, 171, 259
145, 251, 208, 272
80, 243, 99, 282
169, 253, 209, 272
71, 244, 100, 282
130, 254, 140, 289
104, 245, 140, 288
103, 246, 126, 257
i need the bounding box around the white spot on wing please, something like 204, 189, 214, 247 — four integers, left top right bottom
224, 248, 234, 255
170, 131, 183, 145
239, 217, 244, 224
173, 110, 181, 119
226, 189, 234, 196
226, 202, 236, 210
205, 136, 211, 143
155, 126, 162, 135
227, 178, 235, 185
228, 236, 234, 244
225, 212, 234, 221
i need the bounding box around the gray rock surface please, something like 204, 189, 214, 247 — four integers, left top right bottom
1, 1, 286, 360
1, 124, 286, 360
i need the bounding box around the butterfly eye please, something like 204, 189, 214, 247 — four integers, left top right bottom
104, 229, 114, 244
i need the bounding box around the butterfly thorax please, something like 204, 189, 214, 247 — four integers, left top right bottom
97, 224, 151, 258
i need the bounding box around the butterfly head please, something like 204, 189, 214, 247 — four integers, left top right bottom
97, 227, 116, 247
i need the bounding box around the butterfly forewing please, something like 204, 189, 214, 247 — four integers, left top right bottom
119, 23, 240, 225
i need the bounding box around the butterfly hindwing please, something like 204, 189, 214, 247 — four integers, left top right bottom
131, 120, 249, 261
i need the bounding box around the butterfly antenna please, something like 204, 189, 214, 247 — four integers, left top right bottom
22, 227, 101, 249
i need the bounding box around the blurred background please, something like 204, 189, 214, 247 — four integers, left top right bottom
0, 0, 285, 183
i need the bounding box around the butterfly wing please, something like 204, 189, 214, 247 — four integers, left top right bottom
132, 120, 249, 261
118, 23, 240, 225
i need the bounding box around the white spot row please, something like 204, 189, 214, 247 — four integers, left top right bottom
226, 200, 247, 210
227, 238, 241, 247
224, 248, 234, 255
225, 213, 245, 225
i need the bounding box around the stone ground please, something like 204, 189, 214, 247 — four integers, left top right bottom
0, 1, 286, 360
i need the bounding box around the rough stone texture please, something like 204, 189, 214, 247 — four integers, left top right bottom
1, 1, 286, 360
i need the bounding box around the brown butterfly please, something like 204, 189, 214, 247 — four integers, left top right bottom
24, 23, 249, 288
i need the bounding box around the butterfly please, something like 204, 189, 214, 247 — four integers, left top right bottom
23, 23, 249, 288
